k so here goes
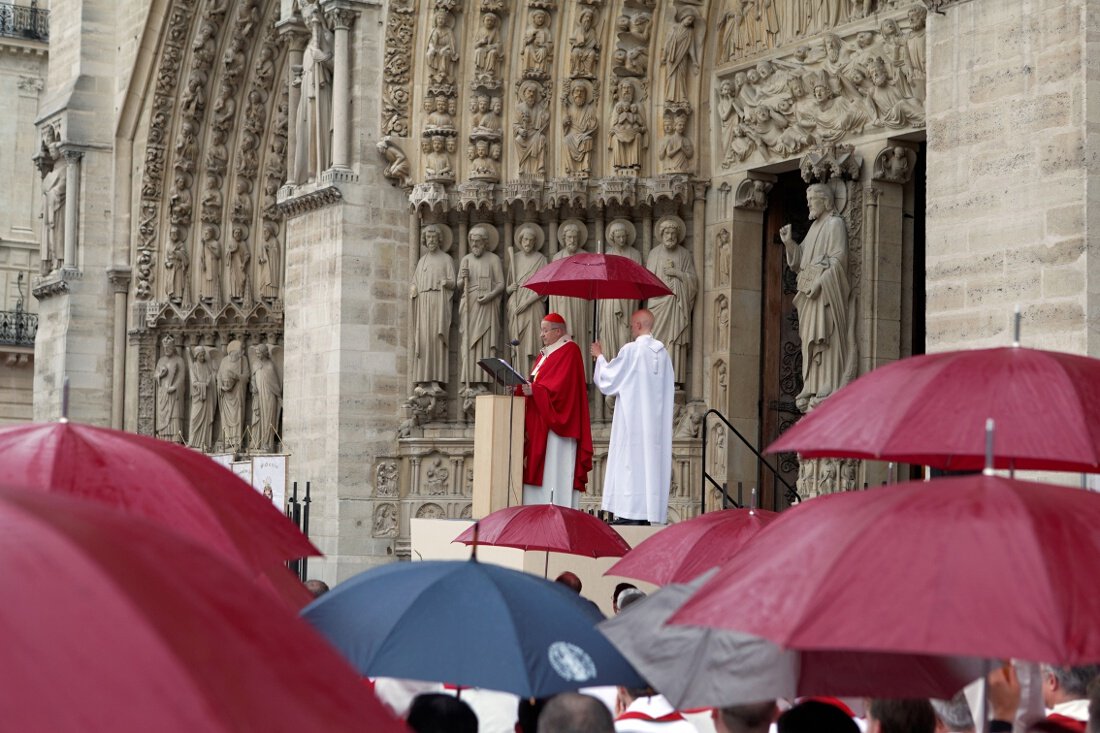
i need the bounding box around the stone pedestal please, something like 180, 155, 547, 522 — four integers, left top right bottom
471, 394, 525, 518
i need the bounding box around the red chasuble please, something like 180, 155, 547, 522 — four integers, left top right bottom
520, 340, 593, 492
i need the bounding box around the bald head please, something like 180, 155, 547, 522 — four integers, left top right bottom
538, 693, 615, 733
631, 309, 654, 338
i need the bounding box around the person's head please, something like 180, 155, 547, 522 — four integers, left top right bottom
517, 697, 547, 733
555, 571, 582, 594
658, 218, 683, 248
714, 700, 777, 733
532, 9, 548, 27
304, 579, 330, 597
618, 79, 634, 101
611, 582, 637, 614
483, 12, 498, 28
541, 314, 566, 346
193, 346, 207, 362
909, 6, 927, 30
407, 693, 478, 733
561, 223, 581, 252
806, 183, 835, 220
1041, 664, 1100, 707
631, 309, 654, 339
518, 227, 537, 253
469, 225, 490, 255
616, 588, 646, 612
777, 701, 860, 733
522, 81, 539, 106
931, 691, 974, 733
867, 699, 936, 733
537, 693, 614, 733
431, 135, 445, 152
572, 83, 588, 106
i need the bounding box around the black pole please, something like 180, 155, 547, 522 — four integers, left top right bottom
301, 481, 312, 581
700, 412, 708, 516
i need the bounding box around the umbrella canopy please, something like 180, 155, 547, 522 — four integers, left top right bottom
670, 475, 1100, 665
302, 559, 646, 698
767, 346, 1100, 473
600, 577, 985, 709
605, 508, 779, 585
453, 504, 631, 558
0, 488, 407, 733
0, 421, 318, 607
523, 253, 673, 300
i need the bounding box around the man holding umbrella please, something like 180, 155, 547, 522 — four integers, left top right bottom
519, 313, 593, 508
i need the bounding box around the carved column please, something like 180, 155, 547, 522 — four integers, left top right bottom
406, 212, 420, 399
326, 6, 357, 171
689, 181, 707, 401
62, 149, 83, 268
280, 20, 309, 185
107, 267, 132, 429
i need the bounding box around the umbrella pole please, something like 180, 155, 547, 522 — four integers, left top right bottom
544, 550, 549, 579
983, 419, 995, 477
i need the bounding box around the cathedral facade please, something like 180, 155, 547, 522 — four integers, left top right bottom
24, 0, 1098, 582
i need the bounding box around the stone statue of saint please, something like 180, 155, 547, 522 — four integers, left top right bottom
410, 224, 456, 388
658, 113, 694, 173
457, 223, 505, 387
426, 9, 459, 84
608, 78, 647, 174
164, 224, 191, 303
292, 1, 333, 184
506, 223, 548, 374
779, 183, 853, 412
155, 336, 187, 443
598, 219, 642, 360
646, 215, 698, 386
562, 80, 598, 178
548, 219, 592, 382
472, 12, 503, 84
41, 135, 65, 271
520, 9, 553, 77
188, 345, 217, 452
250, 343, 281, 453
217, 340, 249, 452
660, 7, 702, 105
258, 220, 280, 300
569, 6, 600, 78
226, 223, 251, 302
514, 81, 549, 178
199, 223, 221, 303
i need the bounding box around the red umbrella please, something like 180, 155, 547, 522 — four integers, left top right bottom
523, 253, 673, 300
605, 508, 780, 585
453, 505, 631, 574
0, 488, 407, 732
768, 346, 1100, 473
670, 475, 1100, 665
0, 421, 318, 607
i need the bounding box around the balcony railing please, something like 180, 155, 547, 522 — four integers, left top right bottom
0, 308, 37, 346
0, 3, 48, 42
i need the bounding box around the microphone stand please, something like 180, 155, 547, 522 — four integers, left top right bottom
506, 338, 521, 507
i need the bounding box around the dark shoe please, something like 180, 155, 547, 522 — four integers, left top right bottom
610, 518, 650, 526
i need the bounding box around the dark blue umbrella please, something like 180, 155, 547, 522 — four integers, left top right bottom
302, 559, 646, 698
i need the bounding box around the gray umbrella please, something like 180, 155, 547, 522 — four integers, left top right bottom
598, 575, 986, 710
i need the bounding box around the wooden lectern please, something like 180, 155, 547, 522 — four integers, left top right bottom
472, 394, 525, 518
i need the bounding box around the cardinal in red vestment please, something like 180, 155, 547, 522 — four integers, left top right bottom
518, 313, 593, 507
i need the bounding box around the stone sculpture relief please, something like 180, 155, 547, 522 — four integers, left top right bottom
660, 5, 702, 107
376, 461, 399, 497
165, 224, 192, 303
382, 0, 414, 136
514, 80, 550, 178
507, 222, 549, 373
423, 135, 455, 182
717, 22, 925, 167
155, 336, 187, 442
561, 79, 599, 178
458, 223, 505, 392
521, 9, 555, 78
199, 223, 222, 302
411, 224, 457, 390
426, 8, 460, 85
873, 145, 916, 183
569, 5, 601, 79
373, 503, 399, 537
715, 227, 731, 287
778, 182, 854, 412
188, 345, 217, 452
608, 78, 647, 175
646, 215, 697, 387
38, 128, 65, 272
598, 219, 642, 359
658, 111, 694, 173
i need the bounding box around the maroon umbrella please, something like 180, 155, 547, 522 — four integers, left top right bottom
768, 346, 1100, 473
670, 475, 1100, 665
0, 421, 318, 608
604, 508, 780, 585
0, 488, 407, 733
523, 253, 673, 339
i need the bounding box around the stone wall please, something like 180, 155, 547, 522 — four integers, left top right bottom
925, 0, 1091, 353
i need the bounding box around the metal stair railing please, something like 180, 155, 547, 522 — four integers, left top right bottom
700, 408, 800, 514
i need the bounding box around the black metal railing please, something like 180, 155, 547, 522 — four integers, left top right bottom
286, 481, 312, 581
700, 408, 800, 514
0, 308, 37, 346
0, 3, 49, 42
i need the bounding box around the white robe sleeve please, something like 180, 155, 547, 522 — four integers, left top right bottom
593, 343, 635, 397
